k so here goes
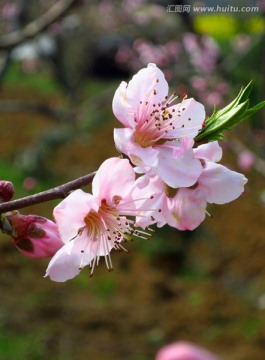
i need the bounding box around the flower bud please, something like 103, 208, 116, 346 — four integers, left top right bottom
7, 214, 63, 259
155, 341, 219, 360
0, 180, 14, 202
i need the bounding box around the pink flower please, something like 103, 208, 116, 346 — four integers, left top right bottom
113, 63, 205, 187
134, 142, 247, 230
46, 157, 154, 282
155, 341, 220, 360
237, 150, 255, 171
7, 214, 63, 259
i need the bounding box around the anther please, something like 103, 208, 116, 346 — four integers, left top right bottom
182, 92, 187, 99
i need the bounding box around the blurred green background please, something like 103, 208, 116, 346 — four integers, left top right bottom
0, 0, 265, 359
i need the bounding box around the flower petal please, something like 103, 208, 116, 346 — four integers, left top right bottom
168, 98, 205, 138
45, 243, 81, 282
199, 162, 248, 204
113, 63, 168, 127
194, 141, 222, 162
113, 127, 134, 156
126, 63, 168, 109
156, 145, 203, 188
112, 81, 135, 128
45, 234, 95, 282
114, 128, 159, 168
166, 188, 207, 230
133, 176, 167, 228
53, 189, 99, 243
92, 157, 136, 204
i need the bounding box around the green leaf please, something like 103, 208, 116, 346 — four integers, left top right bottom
195, 81, 264, 142
238, 101, 265, 121
196, 100, 249, 141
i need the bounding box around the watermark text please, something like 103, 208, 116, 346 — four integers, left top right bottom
166, 4, 260, 13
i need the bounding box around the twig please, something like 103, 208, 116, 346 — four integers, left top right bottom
0, 0, 77, 50
0, 171, 96, 214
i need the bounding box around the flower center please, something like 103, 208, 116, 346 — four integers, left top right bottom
79, 200, 154, 277
133, 92, 184, 148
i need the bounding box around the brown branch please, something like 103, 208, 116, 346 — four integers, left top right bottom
0, 0, 77, 50
0, 171, 96, 214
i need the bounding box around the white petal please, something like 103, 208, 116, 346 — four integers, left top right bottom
199, 162, 248, 204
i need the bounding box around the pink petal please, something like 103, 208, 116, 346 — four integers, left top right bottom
45, 243, 81, 282
199, 162, 248, 204
168, 98, 205, 138
112, 81, 135, 127
166, 188, 207, 230
45, 234, 95, 282
114, 128, 159, 168
113, 63, 168, 126
194, 141, 222, 162
113, 127, 134, 156
133, 175, 166, 228
125, 63, 168, 109
92, 157, 136, 204
156, 145, 203, 188
53, 190, 99, 243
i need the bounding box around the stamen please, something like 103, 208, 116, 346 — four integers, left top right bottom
206, 210, 213, 218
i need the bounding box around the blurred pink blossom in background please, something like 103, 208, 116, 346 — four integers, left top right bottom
237, 150, 255, 171
155, 341, 220, 360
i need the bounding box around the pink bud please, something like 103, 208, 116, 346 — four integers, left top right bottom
0, 180, 14, 202
7, 214, 63, 259
155, 341, 220, 360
